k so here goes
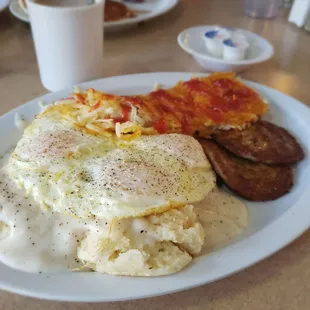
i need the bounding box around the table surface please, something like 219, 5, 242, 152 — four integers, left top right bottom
0, 0, 310, 309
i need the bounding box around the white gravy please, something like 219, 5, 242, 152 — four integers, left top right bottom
0, 152, 110, 272
0, 151, 248, 273
195, 188, 248, 255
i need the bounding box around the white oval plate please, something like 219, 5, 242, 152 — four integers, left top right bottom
0, 72, 309, 302
9, 0, 178, 31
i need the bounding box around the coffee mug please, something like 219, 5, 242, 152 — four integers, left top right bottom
27, 0, 105, 91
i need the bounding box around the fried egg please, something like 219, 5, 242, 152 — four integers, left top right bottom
8, 114, 216, 220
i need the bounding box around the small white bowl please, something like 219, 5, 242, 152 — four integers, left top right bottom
177, 25, 274, 72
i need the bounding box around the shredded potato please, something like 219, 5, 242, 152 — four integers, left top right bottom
40, 73, 268, 141
43, 88, 142, 141
116, 121, 142, 140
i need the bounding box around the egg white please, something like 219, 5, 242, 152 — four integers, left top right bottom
9, 114, 216, 220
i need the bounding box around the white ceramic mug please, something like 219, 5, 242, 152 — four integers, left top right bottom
27, 0, 105, 91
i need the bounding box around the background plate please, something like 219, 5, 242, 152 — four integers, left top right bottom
0, 72, 309, 302
9, 0, 178, 31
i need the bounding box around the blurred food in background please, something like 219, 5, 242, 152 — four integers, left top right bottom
18, 0, 149, 22
105, 0, 136, 22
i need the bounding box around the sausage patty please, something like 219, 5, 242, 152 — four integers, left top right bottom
213, 121, 304, 164
199, 139, 293, 201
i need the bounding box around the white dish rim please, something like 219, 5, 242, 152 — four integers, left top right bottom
0, 0, 10, 12
9, 0, 179, 30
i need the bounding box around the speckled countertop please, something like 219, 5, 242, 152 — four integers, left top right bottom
0, 0, 310, 309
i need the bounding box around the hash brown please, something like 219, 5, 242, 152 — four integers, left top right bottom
63, 73, 268, 139
132, 73, 269, 135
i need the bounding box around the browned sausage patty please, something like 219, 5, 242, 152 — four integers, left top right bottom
199, 139, 293, 201
213, 121, 304, 164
